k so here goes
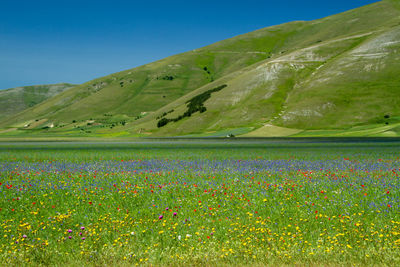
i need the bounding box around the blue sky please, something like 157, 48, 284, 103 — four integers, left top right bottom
0, 0, 378, 89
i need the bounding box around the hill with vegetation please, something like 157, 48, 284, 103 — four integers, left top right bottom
1, 0, 399, 138
0, 83, 75, 118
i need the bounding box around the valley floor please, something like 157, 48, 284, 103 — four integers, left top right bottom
0, 140, 399, 265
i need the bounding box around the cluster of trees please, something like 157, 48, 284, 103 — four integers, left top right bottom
71, 115, 127, 129
157, 84, 227, 128
203, 66, 214, 82
156, 109, 174, 120
203, 66, 211, 74
157, 75, 175, 81
384, 114, 390, 125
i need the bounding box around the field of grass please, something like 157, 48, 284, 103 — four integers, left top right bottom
0, 140, 399, 266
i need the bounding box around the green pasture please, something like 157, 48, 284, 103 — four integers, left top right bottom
0, 140, 399, 265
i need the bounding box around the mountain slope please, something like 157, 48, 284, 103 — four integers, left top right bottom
126, 0, 400, 137
0, 83, 75, 118
0, 21, 304, 126
1, 0, 399, 138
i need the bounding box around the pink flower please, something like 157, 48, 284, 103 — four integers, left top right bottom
67, 229, 72, 233
159, 215, 163, 220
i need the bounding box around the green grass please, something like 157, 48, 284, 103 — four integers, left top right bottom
0, 83, 75, 119
241, 124, 302, 137
180, 127, 253, 137
0, 141, 399, 265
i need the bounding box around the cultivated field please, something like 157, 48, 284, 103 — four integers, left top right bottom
0, 140, 399, 265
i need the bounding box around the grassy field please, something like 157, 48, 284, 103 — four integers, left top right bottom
0, 140, 399, 266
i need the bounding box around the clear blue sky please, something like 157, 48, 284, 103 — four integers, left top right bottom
0, 0, 378, 89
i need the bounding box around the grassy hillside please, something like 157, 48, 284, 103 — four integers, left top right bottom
0, 83, 75, 119
1, 0, 399, 138
128, 0, 400, 137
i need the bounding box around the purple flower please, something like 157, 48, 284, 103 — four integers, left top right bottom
166, 207, 169, 211
159, 215, 163, 220
68, 236, 72, 239
173, 212, 177, 216
22, 235, 27, 239
80, 226, 85, 230
67, 229, 72, 233
81, 237, 85, 240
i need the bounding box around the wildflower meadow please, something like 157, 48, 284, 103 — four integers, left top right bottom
0, 141, 399, 265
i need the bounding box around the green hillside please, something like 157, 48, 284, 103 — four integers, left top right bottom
1, 0, 399, 138
0, 83, 75, 118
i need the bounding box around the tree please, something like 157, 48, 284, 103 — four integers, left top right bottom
157, 118, 170, 128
